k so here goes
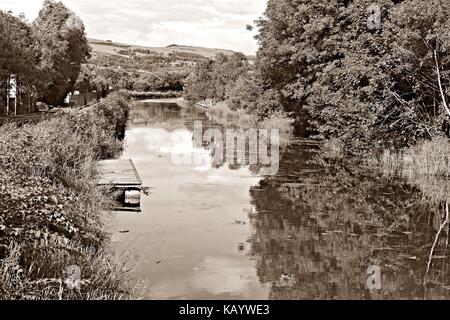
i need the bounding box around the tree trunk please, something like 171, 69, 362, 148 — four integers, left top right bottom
15, 79, 19, 116
28, 85, 31, 114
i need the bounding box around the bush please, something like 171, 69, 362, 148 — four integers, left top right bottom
133, 80, 149, 92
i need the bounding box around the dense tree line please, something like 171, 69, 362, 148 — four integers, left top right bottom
255, 0, 450, 149
184, 53, 250, 102
183, 52, 287, 120
185, 0, 450, 150
0, 0, 90, 113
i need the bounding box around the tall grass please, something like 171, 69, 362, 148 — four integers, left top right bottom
376, 136, 450, 178
0, 91, 133, 300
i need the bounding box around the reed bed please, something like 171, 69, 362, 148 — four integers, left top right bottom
376, 137, 450, 178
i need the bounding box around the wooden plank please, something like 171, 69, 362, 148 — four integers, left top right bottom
98, 159, 142, 186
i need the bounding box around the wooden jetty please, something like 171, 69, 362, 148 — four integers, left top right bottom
98, 159, 143, 212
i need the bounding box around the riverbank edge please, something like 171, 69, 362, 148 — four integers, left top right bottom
0, 91, 133, 299
190, 100, 295, 147
129, 90, 182, 100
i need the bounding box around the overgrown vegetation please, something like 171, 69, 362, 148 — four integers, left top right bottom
0, 1, 136, 299
254, 0, 450, 151
0, 92, 132, 299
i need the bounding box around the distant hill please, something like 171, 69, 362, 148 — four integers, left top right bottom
88, 38, 251, 60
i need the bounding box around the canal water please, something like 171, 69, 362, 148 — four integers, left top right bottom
112, 100, 450, 300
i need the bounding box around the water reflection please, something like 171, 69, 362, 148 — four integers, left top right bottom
113, 101, 269, 299
249, 140, 450, 299
116, 100, 450, 300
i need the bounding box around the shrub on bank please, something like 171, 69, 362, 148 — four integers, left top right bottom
0, 92, 132, 299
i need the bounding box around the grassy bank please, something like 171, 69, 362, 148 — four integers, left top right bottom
0, 92, 132, 300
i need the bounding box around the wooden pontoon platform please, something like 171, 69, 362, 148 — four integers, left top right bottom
97, 159, 143, 212
98, 159, 142, 187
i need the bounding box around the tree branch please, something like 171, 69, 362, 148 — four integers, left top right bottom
424, 200, 450, 286
434, 50, 450, 117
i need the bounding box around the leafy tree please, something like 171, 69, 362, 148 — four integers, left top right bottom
0, 12, 38, 82
183, 52, 250, 103
0, 11, 39, 115
74, 64, 95, 93
385, 1, 450, 145
33, 0, 90, 105
226, 74, 262, 111
183, 60, 214, 102
133, 79, 149, 92
210, 52, 250, 101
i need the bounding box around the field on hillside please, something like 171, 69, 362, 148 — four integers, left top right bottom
88, 38, 241, 59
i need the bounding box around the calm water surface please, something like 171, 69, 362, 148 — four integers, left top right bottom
112, 100, 450, 300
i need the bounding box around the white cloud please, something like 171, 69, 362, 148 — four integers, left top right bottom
0, 0, 266, 54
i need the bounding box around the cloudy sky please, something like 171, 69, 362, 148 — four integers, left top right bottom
0, 0, 267, 55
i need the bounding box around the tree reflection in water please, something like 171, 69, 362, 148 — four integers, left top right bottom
129, 101, 450, 299
248, 139, 450, 299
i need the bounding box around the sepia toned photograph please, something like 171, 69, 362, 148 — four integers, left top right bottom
0, 0, 450, 306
